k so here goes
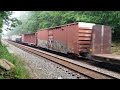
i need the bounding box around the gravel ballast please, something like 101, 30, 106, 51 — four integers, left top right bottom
3, 40, 120, 79
2, 40, 89, 79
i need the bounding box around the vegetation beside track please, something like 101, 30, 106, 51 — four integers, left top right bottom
0, 43, 30, 79
112, 42, 120, 55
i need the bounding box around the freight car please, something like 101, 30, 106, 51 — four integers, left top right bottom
36, 22, 111, 57
10, 22, 111, 57
8, 35, 21, 42
21, 33, 37, 46
16, 37, 22, 43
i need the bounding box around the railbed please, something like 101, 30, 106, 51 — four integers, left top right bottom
92, 54, 120, 65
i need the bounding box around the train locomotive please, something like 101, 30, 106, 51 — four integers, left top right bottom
8, 22, 112, 57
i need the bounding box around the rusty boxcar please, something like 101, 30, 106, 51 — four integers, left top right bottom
36, 29, 48, 49
21, 33, 37, 46
36, 22, 111, 57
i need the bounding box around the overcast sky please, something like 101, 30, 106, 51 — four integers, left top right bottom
2, 11, 22, 34
12, 11, 21, 17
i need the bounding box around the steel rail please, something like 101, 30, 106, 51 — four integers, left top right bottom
7, 40, 119, 79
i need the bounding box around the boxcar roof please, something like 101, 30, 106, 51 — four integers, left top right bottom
37, 22, 97, 31
37, 22, 78, 31
23, 32, 36, 35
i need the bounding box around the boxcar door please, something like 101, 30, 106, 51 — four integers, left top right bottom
91, 25, 111, 54
48, 29, 54, 50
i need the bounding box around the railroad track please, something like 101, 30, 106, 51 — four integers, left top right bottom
6, 40, 120, 79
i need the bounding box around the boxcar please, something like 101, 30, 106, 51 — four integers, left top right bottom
21, 33, 37, 46
36, 29, 48, 49
36, 22, 111, 56
9, 35, 21, 42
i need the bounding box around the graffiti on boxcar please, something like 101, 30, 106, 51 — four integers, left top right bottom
53, 41, 68, 54
48, 38, 53, 48
37, 39, 48, 49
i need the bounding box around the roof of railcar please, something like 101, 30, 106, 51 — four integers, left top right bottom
37, 22, 78, 31
22, 32, 36, 35
37, 22, 96, 31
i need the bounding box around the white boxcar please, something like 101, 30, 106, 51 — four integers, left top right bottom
10, 35, 21, 42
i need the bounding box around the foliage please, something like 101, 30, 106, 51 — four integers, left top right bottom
0, 44, 29, 79
0, 11, 22, 44
6, 11, 120, 41
0, 11, 22, 33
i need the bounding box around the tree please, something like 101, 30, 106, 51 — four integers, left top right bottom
0, 11, 21, 44
6, 11, 120, 42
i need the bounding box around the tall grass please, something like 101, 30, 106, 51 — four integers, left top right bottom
0, 44, 30, 79
112, 42, 120, 55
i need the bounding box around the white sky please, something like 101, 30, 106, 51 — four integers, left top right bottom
12, 11, 21, 18
2, 11, 30, 35
2, 11, 22, 34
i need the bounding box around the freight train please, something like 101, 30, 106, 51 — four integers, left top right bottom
7, 22, 112, 57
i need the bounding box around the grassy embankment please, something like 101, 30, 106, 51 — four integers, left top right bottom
112, 42, 120, 55
0, 43, 30, 79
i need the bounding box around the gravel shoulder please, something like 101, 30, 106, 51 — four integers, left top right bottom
2, 40, 89, 79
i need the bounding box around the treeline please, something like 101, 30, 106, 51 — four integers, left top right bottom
0, 11, 21, 44
6, 11, 120, 41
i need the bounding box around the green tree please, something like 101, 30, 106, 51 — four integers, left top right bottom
6, 11, 120, 42
0, 11, 21, 43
